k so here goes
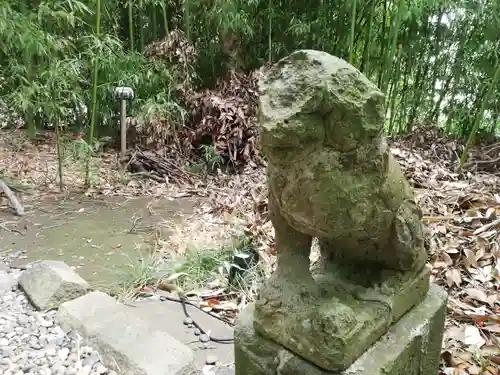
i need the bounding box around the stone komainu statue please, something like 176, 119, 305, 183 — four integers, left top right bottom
253, 50, 430, 371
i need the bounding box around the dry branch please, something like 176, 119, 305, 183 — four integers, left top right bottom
0, 178, 25, 216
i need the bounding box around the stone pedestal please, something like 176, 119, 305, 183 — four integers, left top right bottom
234, 284, 447, 375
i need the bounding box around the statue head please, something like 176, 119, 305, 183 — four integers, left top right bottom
258, 50, 386, 163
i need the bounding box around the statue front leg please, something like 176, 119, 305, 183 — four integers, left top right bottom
254, 194, 336, 362
270, 194, 313, 281
255, 194, 317, 311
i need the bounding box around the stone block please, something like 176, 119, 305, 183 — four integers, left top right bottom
58, 291, 197, 375
234, 284, 447, 375
19, 260, 90, 310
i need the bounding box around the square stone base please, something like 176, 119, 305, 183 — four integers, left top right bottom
234, 284, 447, 375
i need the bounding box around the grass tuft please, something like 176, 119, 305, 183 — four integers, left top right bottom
101, 235, 266, 304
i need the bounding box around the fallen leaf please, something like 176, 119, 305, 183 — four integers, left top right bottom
490, 354, 500, 366
165, 272, 189, 281
463, 248, 478, 268
467, 365, 481, 375
482, 324, 500, 333
446, 268, 462, 287
463, 325, 486, 347
464, 288, 489, 304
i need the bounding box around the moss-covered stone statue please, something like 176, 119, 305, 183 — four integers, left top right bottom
254, 50, 430, 371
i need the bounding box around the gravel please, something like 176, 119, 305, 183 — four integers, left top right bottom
0, 254, 236, 375
0, 263, 114, 375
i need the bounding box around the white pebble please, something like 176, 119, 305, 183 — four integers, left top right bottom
0, 266, 108, 375
58, 347, 70, 361
93, 363, 108, 374
78, 365, 92, 375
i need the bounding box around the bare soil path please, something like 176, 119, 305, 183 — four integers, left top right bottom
0, 194, 200, 285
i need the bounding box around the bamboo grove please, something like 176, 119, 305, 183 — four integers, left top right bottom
0, 0, 499, 162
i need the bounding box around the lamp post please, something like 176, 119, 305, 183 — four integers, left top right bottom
113, 86, 134, 158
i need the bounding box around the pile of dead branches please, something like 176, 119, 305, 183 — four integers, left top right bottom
126, 149, 195, 185
124, 68, 263, 179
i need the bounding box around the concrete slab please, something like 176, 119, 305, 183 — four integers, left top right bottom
132, 297, 234, 368
234, 283, 447, 375
19, 260, 89, 310
57, 291, 197, 375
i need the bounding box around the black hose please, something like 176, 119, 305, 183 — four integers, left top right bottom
159, 295, 234, 343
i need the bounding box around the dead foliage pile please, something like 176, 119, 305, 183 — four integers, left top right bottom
393, 123, 500, 176
144, 28, 198, 95
183, 70, 262, 168
203, 135, 500, 374
464, 142, 500, 174
393, 123, 463, 169
124, 30, 263, 179
124, 29, 198, 155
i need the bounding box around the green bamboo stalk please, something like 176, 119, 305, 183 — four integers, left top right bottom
460, 62, 500, 167
387, 49, 401, 134
20, 0, 35, 138
161, 0, 168, 36
151, 4, 157, 41
139, 0, 145, 51
381, 0, 404, 94
335, 3, 347, 57
55, 123, 64, 191
128, 0, 134, 50
268, 0, 272, 63
377, 0, 389, 88
397, 51, 412, 132
348, 0, 357, 64
444, 90, 457, 134
183, 0, 191, 42
85, 0, 102, 187
406, 14, 430, 130
360, 0, 375, 74
426, 9, 445, 115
